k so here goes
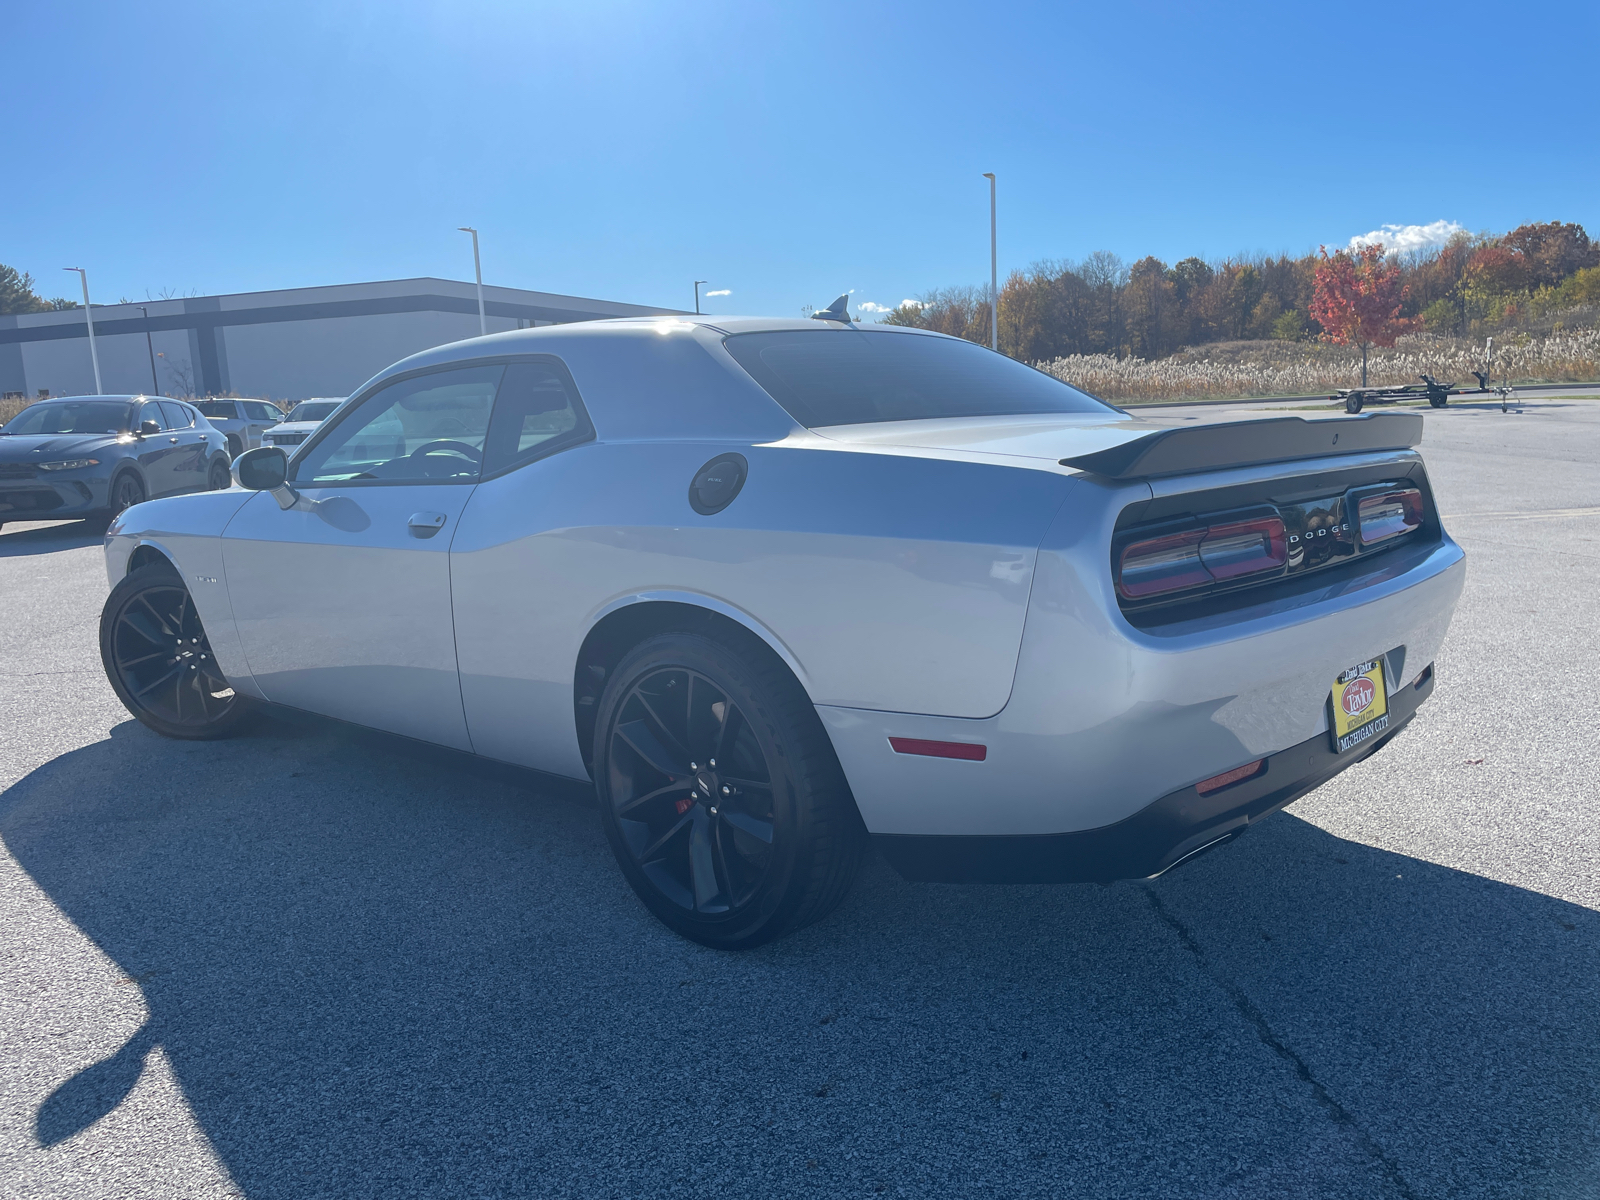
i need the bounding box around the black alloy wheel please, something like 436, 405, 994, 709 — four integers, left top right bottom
594, 631, 863, 949
108, 472, 145, 517
100, 562, 251, 739
208, 457, 232, 490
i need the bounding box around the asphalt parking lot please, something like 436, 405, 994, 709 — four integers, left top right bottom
2, 395, 1597, 1199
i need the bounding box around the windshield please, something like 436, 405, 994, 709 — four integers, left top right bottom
1, 401, 130, 436
288, 401, 340, 422
723, 329, 1113, 428
191, 401, 237, 418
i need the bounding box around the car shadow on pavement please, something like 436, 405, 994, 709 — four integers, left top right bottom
3, 714, 1596, 1199
0, 519, 104, 558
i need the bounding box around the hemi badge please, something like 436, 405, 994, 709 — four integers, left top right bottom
194, 575, 218, 584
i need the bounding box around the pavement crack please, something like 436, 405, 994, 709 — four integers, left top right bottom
1142, 886, 1420, 1200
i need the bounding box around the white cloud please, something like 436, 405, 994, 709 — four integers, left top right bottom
704, 288, 731, 297
1347, 220, 1465, 255
856, 301, 892, 313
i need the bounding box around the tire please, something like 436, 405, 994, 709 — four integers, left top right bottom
207, 457, 232, 490
110, 471, 145, 515
89, 472, 147, 531
226, 435, 243, 459
1344, 395, 1363, 414
593, 630, 864, 949
1429, 395, 1448, 408
100, 561, 253, 740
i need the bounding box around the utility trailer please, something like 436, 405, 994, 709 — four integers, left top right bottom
1335, 372, 1517, 414
1334, 338, 1515, 413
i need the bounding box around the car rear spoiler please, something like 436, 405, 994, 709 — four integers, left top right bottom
1059, 412, 1423, 480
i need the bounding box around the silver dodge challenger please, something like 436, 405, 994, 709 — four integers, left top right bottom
99, 311, 1465, 947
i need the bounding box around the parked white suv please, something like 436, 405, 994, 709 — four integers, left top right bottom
263, 398, 343, 449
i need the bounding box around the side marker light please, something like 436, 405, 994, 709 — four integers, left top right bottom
889, 737, 987, 762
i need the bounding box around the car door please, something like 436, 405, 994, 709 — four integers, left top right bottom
242, 401, 280, 448
447, 360, 598, 775
133, 400, 186, 496
221, 364, 503, 750
159, 401, 208, 492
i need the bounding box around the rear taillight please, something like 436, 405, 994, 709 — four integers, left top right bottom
1357, 488, 1423, 546
1197, 516, 1287, 582
1118, 529, 1208, 599
1118, 515, 1286, 601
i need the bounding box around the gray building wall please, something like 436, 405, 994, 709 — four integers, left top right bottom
1, 278, 682, 403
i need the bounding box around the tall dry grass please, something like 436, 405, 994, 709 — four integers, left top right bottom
1038, 327, 1600, 403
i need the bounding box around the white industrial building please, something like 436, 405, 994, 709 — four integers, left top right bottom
0, 278, 684, 404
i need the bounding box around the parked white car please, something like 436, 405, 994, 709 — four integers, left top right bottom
98, 312, 1465, 947
263, 398, 344, 449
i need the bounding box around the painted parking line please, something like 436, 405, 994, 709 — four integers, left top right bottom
1441, 506, 1600, 521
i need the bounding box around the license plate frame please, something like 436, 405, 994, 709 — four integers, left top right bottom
1329, 658, 1389, 754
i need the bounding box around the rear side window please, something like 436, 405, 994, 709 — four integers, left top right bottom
481, 362, 591, 476
159, 401, 192, 429
193, 401, 238, 419
723, 328, 1112, 428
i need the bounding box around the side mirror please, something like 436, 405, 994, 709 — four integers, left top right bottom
232, 445, 307, 511
138, 419, 161, 436
232, 445, 288, 490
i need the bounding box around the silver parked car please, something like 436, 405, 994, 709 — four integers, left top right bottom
98, 314, 1464, 947
0, 394, 231, 530
190, 398, 286, 459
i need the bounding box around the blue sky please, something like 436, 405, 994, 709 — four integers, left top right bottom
7, 0, 1596, 319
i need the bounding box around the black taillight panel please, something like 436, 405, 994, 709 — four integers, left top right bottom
1112, 462, 1441, 622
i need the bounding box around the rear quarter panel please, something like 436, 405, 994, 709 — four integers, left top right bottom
449, 439, 1075, 776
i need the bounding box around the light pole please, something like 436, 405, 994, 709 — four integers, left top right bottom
63, 267, 103, 393
694, 281, 707, 315
140, 306, 160, 394
458, 227, 486, 336
981, 173, 997, 352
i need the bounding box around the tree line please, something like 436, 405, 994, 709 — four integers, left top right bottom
882, 221, 1600, 360
0, 264, 79, 314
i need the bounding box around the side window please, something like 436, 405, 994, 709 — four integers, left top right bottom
292, 366, 503, 485
481, 362, 591, 476
159, 401, 192, 429
136, 402, 164, 431
246, 402, 279, 422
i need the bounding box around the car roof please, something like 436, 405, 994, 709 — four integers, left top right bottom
31, 401, 144, 412
344, 316, 972, 444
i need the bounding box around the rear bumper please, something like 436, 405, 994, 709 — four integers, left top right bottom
875, 662, 1435, 884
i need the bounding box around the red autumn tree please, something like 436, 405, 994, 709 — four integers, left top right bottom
1310, 244, 1414, 387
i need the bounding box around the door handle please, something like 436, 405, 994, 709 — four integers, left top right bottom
169, 436, 180, 443
409, 511, 448, 538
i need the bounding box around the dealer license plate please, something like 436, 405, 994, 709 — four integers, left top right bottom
1330, 659, 1389, 753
